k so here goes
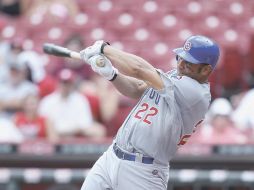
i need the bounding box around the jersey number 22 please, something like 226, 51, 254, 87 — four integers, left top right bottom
134, 103, 158, 124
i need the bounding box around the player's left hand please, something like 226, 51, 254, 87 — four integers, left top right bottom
80, 40, 109, 63
88, 54, 118, 81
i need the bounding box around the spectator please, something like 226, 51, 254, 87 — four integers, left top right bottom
79, 80, 102, 122
24, 0, 79, 22
17, 50, 57, 98
0, 38, 23, 83
0, 116, 24, 143
0, 0, 32, 16
46, 34, 93, 81
231, 88, 254, 132
190, 98, 247, 144
13, 94, 52, 141
39, 69, 105, 141
0, 60, 38, 118
0, 0, 22, 16
85, 75, 128, 137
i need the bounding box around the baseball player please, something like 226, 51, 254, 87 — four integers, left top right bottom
79, 35, 220, 190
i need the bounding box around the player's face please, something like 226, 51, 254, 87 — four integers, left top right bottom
176, 55, 208, 78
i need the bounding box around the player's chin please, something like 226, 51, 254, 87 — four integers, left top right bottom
177, 69, 184, 76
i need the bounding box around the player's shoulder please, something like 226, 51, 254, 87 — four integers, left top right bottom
174, 76, 211, 105
156, 69, 210, 101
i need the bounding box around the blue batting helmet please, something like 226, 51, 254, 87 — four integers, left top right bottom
173, 35, 220, 69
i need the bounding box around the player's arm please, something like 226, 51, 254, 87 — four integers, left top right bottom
111, 73, 148, 99
103, 45, 164, 90
84, 54, 149, 99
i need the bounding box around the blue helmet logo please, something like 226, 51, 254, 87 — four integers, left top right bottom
183, 41, 192, 51
173, 35, 220, 69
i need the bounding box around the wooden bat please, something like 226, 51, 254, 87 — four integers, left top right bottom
43, 43, 105, 67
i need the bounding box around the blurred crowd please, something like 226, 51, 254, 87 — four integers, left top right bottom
0, 0, 254, 145
0, 0, 136, 142
0, 33, 135, 143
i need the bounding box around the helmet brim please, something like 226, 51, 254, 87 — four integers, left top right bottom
172, 48, 201, 64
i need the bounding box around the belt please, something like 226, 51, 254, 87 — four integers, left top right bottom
113, 144, 154, 164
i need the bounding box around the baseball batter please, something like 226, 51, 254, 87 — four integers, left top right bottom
79, 35, 220, 190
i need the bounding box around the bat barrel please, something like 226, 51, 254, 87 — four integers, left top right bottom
43, 43, 72, 58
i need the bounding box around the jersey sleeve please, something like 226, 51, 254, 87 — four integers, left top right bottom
155, 69, 204, 108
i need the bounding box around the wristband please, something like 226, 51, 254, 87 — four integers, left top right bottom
101, 42, 110, 54
109, 68, 118, 81
109, 73, 117, 81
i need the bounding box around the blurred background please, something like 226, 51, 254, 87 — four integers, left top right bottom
0, 0, 254, 189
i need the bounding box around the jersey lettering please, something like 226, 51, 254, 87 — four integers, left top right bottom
134, 103, 149, 119
134, 103, 158, 125
143, 107, 158, 124
177, 134, 191, 146
177, 120, 204, 146
149, 89, 161, 105
193, 119, 203, 133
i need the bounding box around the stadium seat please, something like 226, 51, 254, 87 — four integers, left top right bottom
179, 1, 210, 22
217, 47, 246, 98
214, 29, 250, 55
148, 14, 189, 39
110, 0, 147, 10
154, 0, 193, 11
85, 28, 121, 45
138, 40, 175, 70
83, 1, 123, 21
193, 15, 230, 38
67, 13, 101, 34
104, 12, 144, 36
215, 1, 252, 23
235, 16, 254, 37
130, 1, 167, 22
244, 35, 254, 80
76, 0, 100, 8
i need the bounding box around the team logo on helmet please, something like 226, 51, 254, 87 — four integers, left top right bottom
183, 41, 192, 51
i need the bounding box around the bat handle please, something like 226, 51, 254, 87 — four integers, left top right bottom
70, 51, 81, 59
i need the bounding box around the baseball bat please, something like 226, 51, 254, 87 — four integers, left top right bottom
43, 43, 81, 59
43, 43, 105, 66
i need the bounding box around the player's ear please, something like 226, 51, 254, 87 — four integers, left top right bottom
200, 64, 212, 76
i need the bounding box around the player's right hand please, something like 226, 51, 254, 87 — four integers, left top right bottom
80, 40, 109, 63
88, 54, 118, 81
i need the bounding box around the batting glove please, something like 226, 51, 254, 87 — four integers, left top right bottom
88, 54, 118, 81
80, 40, 109, 63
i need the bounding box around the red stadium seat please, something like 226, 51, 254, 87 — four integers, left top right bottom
154, 0, 193, 11
193, 15, 230, 38
76, 0, 100, 10
244, 35, 254, 79
138, 40, 175, 70
84, 28, 121, 45
130, 1, 167, 22
178, 1, 210, 22
83, 2, 123, 21
214, 29, 250, 54
217, 47, 246, 97
104, 12, 144, 36
67, 13, 101, 34
148, 13, 188, 37
236, 16, 254, 36
110, 0, 147, 10
214, 1, 252, 23
162, 28, 194, 47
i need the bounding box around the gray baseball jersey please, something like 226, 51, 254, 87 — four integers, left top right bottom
115, 69, 211, 165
